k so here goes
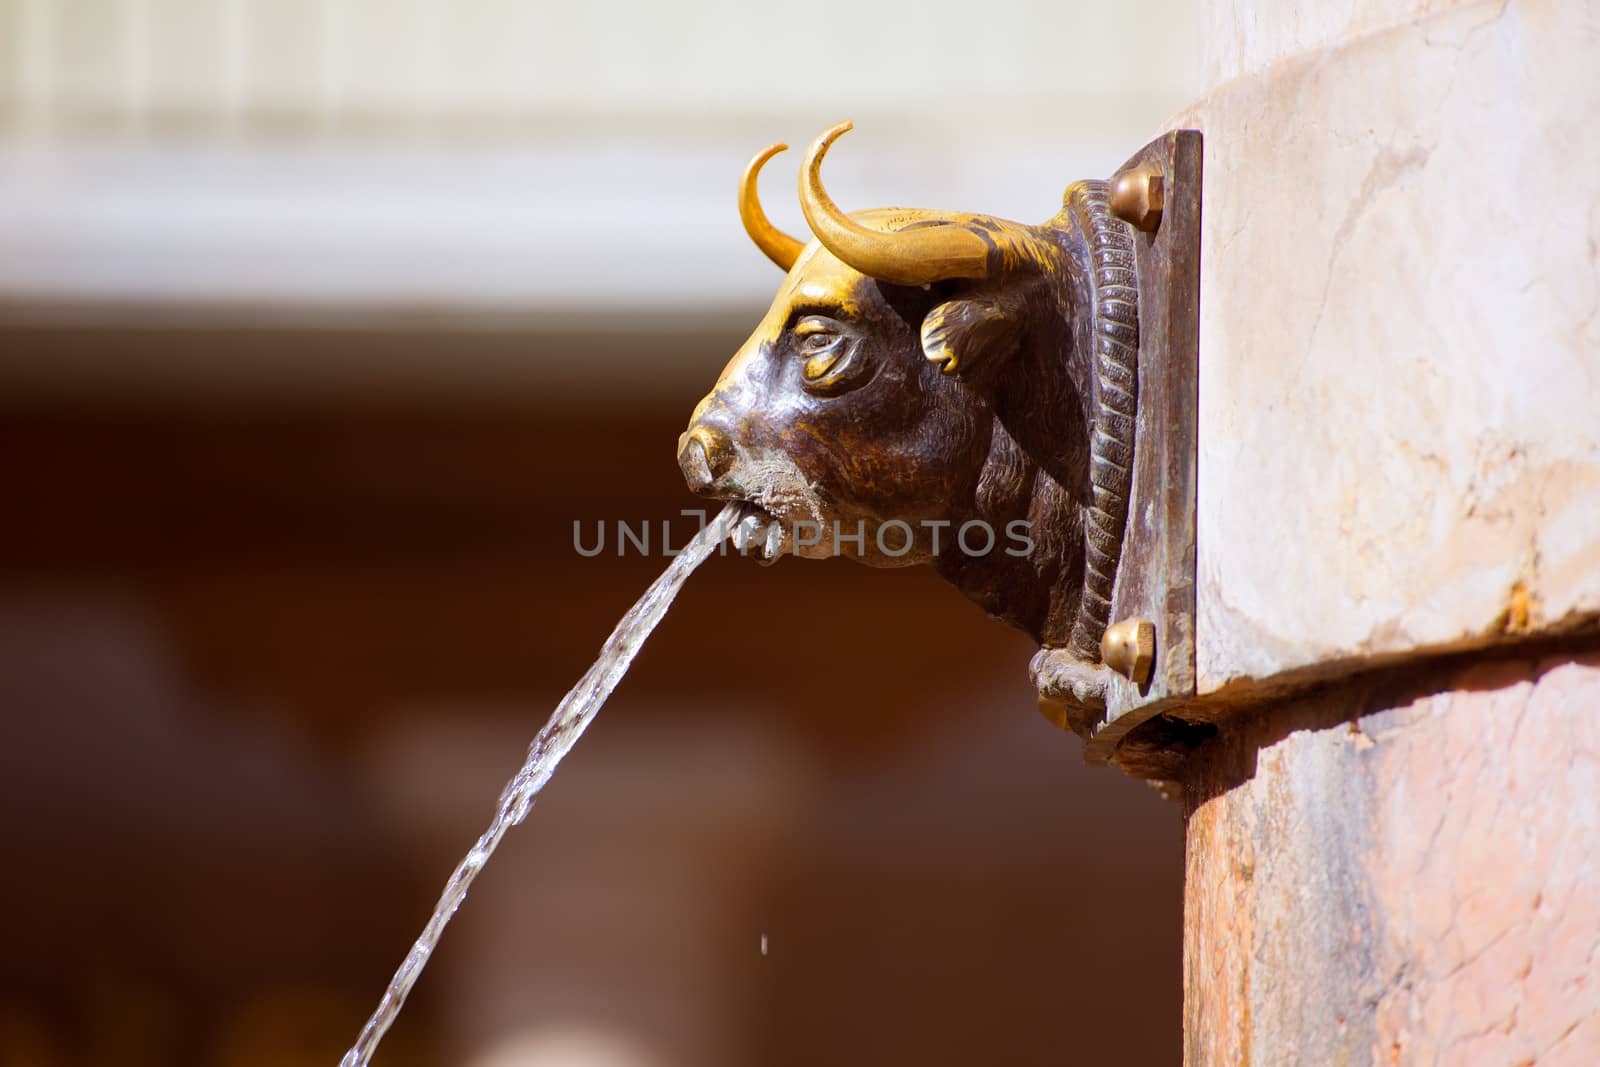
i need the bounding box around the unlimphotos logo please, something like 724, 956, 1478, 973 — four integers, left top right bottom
573, 511, 1035, 559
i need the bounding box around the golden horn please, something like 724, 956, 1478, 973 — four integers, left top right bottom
740, 143, 803, 271
798, 121, 991, 285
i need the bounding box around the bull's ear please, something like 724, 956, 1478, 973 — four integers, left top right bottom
920, 293, 1028, 376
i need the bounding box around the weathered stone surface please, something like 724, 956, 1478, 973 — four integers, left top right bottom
1176, 0, 1600, 695
1165, 3, 1600, 1061
1183, 652, 1600, 1065
1202, 0, 1489, 85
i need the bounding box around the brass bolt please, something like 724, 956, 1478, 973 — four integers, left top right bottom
1101, 618, 1156, 686
1109, 166, 1164, 232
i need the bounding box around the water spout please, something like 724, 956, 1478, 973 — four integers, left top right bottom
339, 502, 743, 1067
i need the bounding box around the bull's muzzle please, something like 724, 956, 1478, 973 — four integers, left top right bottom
677, 422, 737, 494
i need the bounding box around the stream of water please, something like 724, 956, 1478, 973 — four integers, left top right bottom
338, 502, 742, 1067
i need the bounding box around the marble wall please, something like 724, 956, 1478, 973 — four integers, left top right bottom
1178, 4, 1600, 1061
1178, 0, 1600, 694
1185, 651, 1600, 1064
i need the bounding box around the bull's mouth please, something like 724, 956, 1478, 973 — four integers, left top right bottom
729, 500, 789, 563
684, 444, 829, 562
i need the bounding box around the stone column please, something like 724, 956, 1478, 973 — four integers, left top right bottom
1184, 653, 1600, 1063
1171, 0, 1600, 1061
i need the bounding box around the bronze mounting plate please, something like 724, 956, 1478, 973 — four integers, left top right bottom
1082, 129, 1201, 769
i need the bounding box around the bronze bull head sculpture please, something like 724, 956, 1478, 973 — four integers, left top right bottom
679, 122, 1139, 731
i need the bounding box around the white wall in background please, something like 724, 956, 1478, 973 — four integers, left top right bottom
3, 0, 1198, 132
0, 0, 1200, 322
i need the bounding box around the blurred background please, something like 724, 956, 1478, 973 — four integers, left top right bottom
0, 2, 1199, 1063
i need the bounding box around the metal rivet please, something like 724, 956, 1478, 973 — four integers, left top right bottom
1101, 618, 1156, 686
1109, 166, 1164, 232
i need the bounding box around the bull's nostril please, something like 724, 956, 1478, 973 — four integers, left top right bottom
678, 433, 714, 491
681, 424, 736, 486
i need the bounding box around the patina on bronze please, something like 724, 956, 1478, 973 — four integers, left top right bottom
1072, 130, 1202, 777
679, 123, 1199, 763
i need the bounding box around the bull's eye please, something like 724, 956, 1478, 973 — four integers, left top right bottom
803, 350, 843, 382
800, 333, 842, 379
793, 315, 865, 395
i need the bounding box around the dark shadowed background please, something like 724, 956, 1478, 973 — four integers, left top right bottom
0, 3, 1196, 1063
